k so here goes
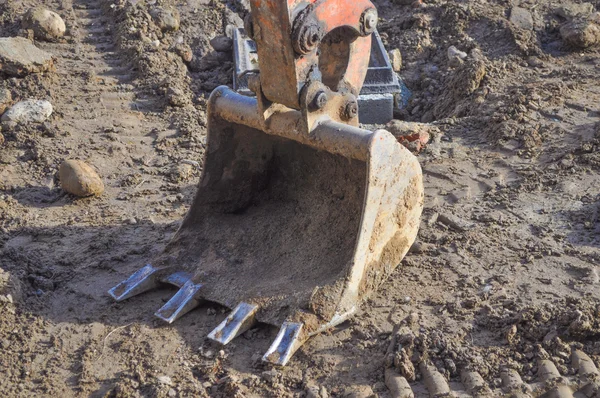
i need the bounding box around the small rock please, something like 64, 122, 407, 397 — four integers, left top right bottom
169, 163, 193, 182
210, 35, 233, 52
172, 42, 193, 63
0, 89, 11, 115
151, 7, 180, 32
22, 7, 67, 41
59, 159, 105, 197
510, 7, 534, 31
389, 48, 402, 72
261, 369, 280, 384
1, 100, 53, 124
405, 312, 419, 326
447, 45, 467, 67
560, 16, 600, 49
556, 3, 594, 19
167, 87, 188, 107
0, 37, 55, 76
167, 388, 176, 397
157, 375, 173, 385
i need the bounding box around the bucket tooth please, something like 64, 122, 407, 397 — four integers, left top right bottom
154, 280, 203, 323
262, 322, 304, 366
108, 264, 159, 301
207, 302, 259, 345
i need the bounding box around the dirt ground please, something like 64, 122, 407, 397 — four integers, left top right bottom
1, 0, 599, 396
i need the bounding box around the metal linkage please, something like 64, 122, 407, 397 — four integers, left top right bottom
232, 28, 406, 124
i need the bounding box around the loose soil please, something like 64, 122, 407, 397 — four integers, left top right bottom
0, 0, 599, 396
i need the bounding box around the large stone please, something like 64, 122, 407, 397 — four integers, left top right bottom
510, 7, 534, 31
0, 89, 11, 116
59, 159, 105, 197
0, 37, 55, 76
1, 100, 53, 124
22, 7, 66, 41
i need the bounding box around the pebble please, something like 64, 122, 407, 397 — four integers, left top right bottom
510, 7, 534, 31
22, 7, 66, 41
261, 369, 279, 384
389, 48, 402, 72
151, 7, 180, 32
1, 99, 53, 124
59, 159, 105, 197
0, 37, 54, 76
447, 46, 467, 67
0, 89, 11, 115
210, 35, 233, 52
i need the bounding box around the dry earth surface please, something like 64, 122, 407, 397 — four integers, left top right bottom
1, 0, 599, 397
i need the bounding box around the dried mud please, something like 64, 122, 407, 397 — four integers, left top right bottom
0, 0, 599, 397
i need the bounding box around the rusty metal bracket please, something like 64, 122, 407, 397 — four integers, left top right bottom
233, 28, 406, 125
249, 0, 375, 114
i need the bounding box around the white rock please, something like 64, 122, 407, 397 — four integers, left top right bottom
1, 99, 52, 124
447, 46, 468, 61
22, 7, 67, 41
157, 375, 173, 385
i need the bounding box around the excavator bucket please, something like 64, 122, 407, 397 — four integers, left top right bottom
109, 86, 423, 365
109, 0, 424, 366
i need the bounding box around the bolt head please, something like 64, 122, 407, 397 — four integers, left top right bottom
311, 90, 328, 110
362, 9, 378, 34
315, 91, 327, 109
344, 100, 358, 119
